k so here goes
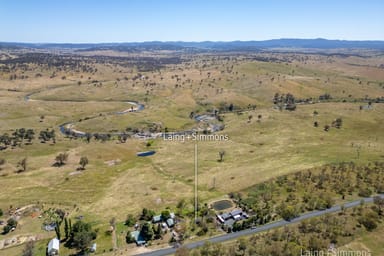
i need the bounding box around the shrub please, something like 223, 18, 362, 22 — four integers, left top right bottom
358, 187, 372, 197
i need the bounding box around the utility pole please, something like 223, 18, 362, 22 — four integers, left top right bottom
194, 142, 198, 223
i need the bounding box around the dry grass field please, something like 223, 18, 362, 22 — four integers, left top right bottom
0, 48, 383, 255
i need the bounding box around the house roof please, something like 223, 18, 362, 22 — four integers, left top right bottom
166, 218, 175, 227
221, 213, 231, 220
217, 215, 225, 223
152, 215, 162, 223
233, 214, 242, 220
131, 230, 146, 245
48, 238, 60, 252
44, 222, 57, 231
230, 209, 243, 217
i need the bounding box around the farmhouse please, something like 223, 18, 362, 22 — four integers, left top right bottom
217, 208, 247, 224
231, 209, 243, 221
131, 230, 146, 246
152, 212, 176, 228
47, 238, 60, 256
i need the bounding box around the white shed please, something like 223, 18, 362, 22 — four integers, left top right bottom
90, 243, 97, 252
47, 238, 60, 255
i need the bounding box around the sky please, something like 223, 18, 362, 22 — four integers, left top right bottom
0, 0, 383, 43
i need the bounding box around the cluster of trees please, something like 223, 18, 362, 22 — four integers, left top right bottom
0, 52, 96, 75
126, 222, 165, 244
63, 129, 123, 143
0, 153, 88, 173
0, 128, 57, 150
1, 50, 182, 73
2, 218, 18, 234
125, 208, 173, 244
53, 152, 88, 170
182, 201, 384, 256
217, 102, 235, 112
319, 93, 332, 101
229, 162, 383, 227
27, 164, 379, 252
331, 118, 343, 129
315, 116, 343, 131
42, 208, 97, 252
54, 152, 69, 167
0, 128, 35, 149
139, 208, 156, 221
68, 220, 97, 251
273, 93, 296, 111
39, 129, 56, 143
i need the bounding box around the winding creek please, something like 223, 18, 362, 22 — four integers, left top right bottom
24, 83, 223, 140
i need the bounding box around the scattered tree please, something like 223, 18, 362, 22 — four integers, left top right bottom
64, 217, 70, 240
55, 152, 69, 166
277, 203, 298, 221
358, 213, 378, 231
85, 133, 92, 143
140, 208, 155, 221
153, 223, 163, 239
373, 196, 384, 215
55, 221, 61, 240
0, 158, 5, 170
218, 150, 225, 162
161, 210, 171, 220
70, 220, 97, 251
125, 214, 136, 227
79, 156, 89, 170
17, 157, 27, 173
3, 218, 18, 234
126, 230, 135, 243
332, 118, 343, 129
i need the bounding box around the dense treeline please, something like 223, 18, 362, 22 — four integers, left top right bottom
229, 162, 384, 225
175, 162, 384, 256
0, 52, 182, 73
0, 128, 55, 150
183, 203, 383, 256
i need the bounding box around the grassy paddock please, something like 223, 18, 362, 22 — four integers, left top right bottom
0, 50, 383, 254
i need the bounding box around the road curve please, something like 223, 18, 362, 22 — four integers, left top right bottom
135, 194, 384, 256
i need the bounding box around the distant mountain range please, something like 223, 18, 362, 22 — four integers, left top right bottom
1, 38, 383, 51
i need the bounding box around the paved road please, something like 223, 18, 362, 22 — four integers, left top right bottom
135, 195, 384, 256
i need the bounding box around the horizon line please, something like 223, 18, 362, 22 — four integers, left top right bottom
2, 38, 384, 45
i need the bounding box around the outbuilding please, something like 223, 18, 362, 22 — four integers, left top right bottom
47, 238, 60, 256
